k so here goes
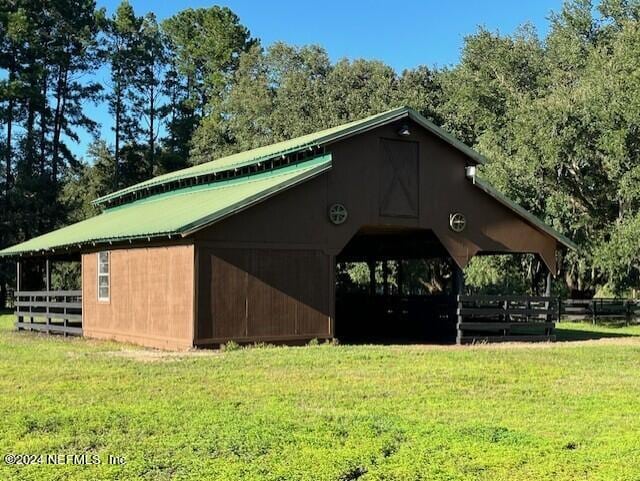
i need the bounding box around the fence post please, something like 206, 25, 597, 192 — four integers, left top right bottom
555, 297, 560, 323
45, 258, 51, 333
625, 300, 630, 327
63, 293, 69, 338
592, 299, 597, 325
453, 264, 465, 345
15, 260, 22, 330
503, 299, 509, 337
456, 295, 463, 345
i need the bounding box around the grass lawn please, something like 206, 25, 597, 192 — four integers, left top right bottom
1, 312, 640, 480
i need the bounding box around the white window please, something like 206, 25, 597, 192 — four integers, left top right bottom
98, 251, 110, 301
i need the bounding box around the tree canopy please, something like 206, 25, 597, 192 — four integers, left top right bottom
2, 0, 640, 303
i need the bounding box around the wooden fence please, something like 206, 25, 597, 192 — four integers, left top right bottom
15, 290, 82, 336
8, 289, 640, 343
457, 295, 557, 344
560, 298, 640, 324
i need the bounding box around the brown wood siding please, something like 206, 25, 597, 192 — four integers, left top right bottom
83, 245, 194, 350
194, 121, 559, 271
192, 119, 563, 345
196, 246, 330, 344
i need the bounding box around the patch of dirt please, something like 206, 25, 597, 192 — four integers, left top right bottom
63, 333, 640, 360
92, 349, 220, 362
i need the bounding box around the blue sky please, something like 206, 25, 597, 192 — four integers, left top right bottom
78, 0, 563, 158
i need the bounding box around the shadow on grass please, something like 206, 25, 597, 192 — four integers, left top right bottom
338, 336, 457, 346
555, 325, 639, 342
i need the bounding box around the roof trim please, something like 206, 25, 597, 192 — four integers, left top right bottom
470, 176, 578, 250
406, 109, 488, 166
93, 106, 486, 207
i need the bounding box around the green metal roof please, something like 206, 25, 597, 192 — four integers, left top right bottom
94, 106, 487, 206
0, 154, 332, 256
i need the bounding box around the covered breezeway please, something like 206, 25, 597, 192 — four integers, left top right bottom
335, 227, 557, 344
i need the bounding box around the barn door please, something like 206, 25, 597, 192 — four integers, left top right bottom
379, 139, 419, 218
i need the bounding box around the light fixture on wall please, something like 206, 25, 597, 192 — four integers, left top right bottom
465, 165, 476, 182
397, 124, 411, 137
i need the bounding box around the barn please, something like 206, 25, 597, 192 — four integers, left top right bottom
0, 107, 576, 349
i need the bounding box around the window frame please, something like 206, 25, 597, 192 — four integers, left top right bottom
97, 251, 110, 302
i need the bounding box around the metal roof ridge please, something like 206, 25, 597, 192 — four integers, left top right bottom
103, 153, 333, 213
92, 107, 410, 207
91, 105, 490, 208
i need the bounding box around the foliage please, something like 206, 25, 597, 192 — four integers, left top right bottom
221, 340, 240, 352
436, 0, 640, 295
4, 0, 640, 298
0, 0, 104, 305
162, 6, 254, 164
192, 42, 441, 163
1, 313, 640, 480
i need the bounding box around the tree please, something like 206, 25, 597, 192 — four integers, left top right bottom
0, 0, 103, 305
105, 1, 143, 188
131, 12, 167, 175
162, 7, 254, 165
61, 140, 115, 222
192, 43, 443, 165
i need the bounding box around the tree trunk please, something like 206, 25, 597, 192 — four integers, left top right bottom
52, 61, 69, 186
26, 89, 36, 165
114, 82, 121, 189
149, 82, 155, 175
39, 70, 48, 175
5, 51, 15, 197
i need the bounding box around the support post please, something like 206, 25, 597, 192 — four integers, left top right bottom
453, 264, 465, 297
16, 260, 22, 330
368, 258, 376, 296
397, 260, 404, 297
453, 264, 465, 345
45, 258, 51, 331
544, 271, 560, 322
382, 260, 389, 297
544, 271, 552, 297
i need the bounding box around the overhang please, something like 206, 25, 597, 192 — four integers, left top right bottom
0, 154, 332, 257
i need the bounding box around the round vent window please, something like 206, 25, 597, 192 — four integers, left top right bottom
449, 212, 466, 232
328, 203, 348, 225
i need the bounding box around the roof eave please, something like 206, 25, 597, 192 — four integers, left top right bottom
470, 176, 578, 251
0, 231, 183, 258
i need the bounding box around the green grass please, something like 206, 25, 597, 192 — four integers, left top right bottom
1, 313, 640, 481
